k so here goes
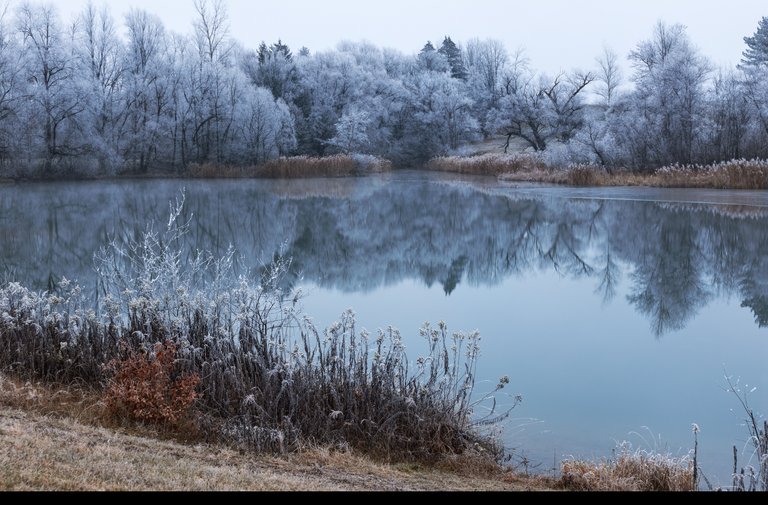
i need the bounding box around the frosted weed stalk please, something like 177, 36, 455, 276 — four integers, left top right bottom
725, 375, 767, 492
0, 193, 514, 462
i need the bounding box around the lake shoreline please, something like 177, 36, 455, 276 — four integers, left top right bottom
0, 154, 394, 184
4, 153, 768, 191
427, 154, 768, 190
0, 374, 697, 491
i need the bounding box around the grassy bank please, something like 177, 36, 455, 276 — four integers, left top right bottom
0, 372, 702, 492
429, 154, 768, 190
0, 373, 704, 491
0, 371, 550, 491
0, 407, 547, 491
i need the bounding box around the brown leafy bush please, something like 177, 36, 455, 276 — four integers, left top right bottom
105, 340, 199, 427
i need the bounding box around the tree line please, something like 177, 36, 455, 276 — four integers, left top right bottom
1, 0, 768, 177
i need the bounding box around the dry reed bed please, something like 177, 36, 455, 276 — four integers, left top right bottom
189, 155, 392, 179
561, 160, 768, 189
427, 153, 549, 176
431, 154, 768, 189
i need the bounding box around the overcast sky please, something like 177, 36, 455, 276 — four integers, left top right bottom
50, 0, 766, 74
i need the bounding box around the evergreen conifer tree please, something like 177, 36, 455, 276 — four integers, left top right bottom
742, 17, 768, 67
439, 36, 468, 80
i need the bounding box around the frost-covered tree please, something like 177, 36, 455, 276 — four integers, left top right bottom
295, 51, 360, 155
567, 106, 621, 168
184, 0, 243, 164
706, 70, 752, 161
0, 5, 22, 169
192, 0, 232, 64
122, 8, 168, 172
294, 42, 410, 159
738, 18, 768, 158
488, 69, 593, 152
404, 70, 478, 159
465, 38, 508, 109
328, 107, 373, 154
16, 2, 87, 173
739, 66, 768, 158
623, 22, 711, 167
232, 85, 296, 164
594, 46, 622, 107
74, 2, 125, 173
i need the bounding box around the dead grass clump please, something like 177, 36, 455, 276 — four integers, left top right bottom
0, 373, 104, 425
565, 164, 608, 187
559, 445, 695, 492
427, 153, 549, 176
260, 155, 360, 178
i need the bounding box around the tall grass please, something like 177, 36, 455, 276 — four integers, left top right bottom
0, 194, 511, 461
652, 159, 768, 189
188, 154, 392, 179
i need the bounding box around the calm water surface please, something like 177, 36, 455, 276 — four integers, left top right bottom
1, 171, 766, 485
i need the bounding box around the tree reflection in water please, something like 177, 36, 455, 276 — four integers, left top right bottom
1, 175, 767, 337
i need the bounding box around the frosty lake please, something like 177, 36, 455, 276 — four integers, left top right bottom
1, 171, 766, 485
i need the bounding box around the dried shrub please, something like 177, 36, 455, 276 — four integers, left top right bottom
105, 340, 199, 427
